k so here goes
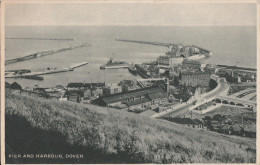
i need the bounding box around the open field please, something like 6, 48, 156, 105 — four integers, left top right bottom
5, 92, 256, 163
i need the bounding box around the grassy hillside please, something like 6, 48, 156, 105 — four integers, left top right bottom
5, 92, 256, 163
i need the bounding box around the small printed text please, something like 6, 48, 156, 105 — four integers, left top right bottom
8, 154, 84, 159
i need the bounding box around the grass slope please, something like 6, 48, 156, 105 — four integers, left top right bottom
5, 93, 256, 163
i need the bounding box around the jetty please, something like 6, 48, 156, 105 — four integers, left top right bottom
5, 62, 88, 79
217, 65, 256, 72
69, 62, 89, 70
5, 43, 91, 65
116, 38, 172, 47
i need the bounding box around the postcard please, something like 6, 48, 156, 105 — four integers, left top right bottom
1, 0, 258, 164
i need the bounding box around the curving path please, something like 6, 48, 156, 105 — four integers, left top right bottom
151, 77, 229, 118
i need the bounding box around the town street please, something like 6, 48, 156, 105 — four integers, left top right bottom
151, 77, 229, 118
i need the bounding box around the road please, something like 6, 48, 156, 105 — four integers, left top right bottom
151, 77, 229, 118
201, 77, 229, 99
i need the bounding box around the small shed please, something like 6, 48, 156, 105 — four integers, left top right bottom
165, 117, 204, 129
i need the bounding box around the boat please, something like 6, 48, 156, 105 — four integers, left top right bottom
128, 66, 137, 75
100, 58, 130, 69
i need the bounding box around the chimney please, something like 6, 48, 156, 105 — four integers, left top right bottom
165, 78, 169, 93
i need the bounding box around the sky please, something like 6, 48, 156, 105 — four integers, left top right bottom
5, 2, 257, 26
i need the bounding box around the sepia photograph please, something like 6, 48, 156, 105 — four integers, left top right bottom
2, 0, 258, 164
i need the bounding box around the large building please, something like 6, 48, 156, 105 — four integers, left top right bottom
157, 56, 184, 67
180, 71, 210, 87
118, 80, 140, 92
67, 82, 105, 90
95, 86, 168, 110
166, 44, 212, 57
182, 59, 206, 69
103, 84, 122, 96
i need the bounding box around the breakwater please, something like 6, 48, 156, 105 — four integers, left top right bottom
5, 62, 88, 79
116, 38, 171, 47
5, 43, 91, 65
5, 69, 71, 78
217, 65, 256, 72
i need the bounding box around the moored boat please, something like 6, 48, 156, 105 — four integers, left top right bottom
128, 66, 137, 75
100, 58, 130, 69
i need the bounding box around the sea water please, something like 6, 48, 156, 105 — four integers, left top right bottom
5, 26, 256, 88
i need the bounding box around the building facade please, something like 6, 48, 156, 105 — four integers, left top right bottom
96, 86, 168, 110
182, 59, 206, 69
157, 56, 184, 67
103, 84, 122, 96
180, 71, 210, 87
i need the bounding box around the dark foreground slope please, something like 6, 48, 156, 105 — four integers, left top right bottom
5, 93, 256, 164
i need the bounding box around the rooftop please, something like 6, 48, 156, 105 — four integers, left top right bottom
148, 92, 167, 100
181, 70, 210, 75
183, 59, 202, 65
100, 86, 166, 105
157, 55, 170, 60
124, 97, 151, 107
165, 117, 203, 125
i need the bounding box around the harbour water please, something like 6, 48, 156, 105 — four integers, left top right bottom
5, 26, 256, 88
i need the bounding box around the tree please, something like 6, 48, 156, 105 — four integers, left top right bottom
5, 82, 11, 88
213, 114, 222, 121
205, 120, 213, 131
204, 116, 212, 121
209, 79, 217, 90
10, 82, 22, 90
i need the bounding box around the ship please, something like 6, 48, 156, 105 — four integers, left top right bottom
128, 65, 137, 75
100, 58, 130, 69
